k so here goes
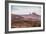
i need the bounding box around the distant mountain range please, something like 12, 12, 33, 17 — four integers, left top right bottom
11, 13, 41, 21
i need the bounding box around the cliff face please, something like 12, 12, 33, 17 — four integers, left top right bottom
11, 12, 41, 21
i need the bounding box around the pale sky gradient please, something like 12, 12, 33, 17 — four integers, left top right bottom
11, 5, 41, 15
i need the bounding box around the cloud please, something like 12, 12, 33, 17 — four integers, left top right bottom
11, 5, 41, 15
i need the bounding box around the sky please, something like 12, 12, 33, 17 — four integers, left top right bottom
11, 5, 41, 15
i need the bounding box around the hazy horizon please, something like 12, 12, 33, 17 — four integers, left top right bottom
11, 5, 41, 15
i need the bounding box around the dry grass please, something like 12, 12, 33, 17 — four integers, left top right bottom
11, 20, 41, 28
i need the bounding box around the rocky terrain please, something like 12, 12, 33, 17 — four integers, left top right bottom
11, 13, 41, 28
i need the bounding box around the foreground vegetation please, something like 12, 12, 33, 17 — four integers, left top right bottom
11, 20, 41, 28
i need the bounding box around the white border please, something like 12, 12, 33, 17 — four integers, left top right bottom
9, 3, 43, 31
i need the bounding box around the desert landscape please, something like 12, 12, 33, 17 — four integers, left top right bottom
11, 13, 41, 28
